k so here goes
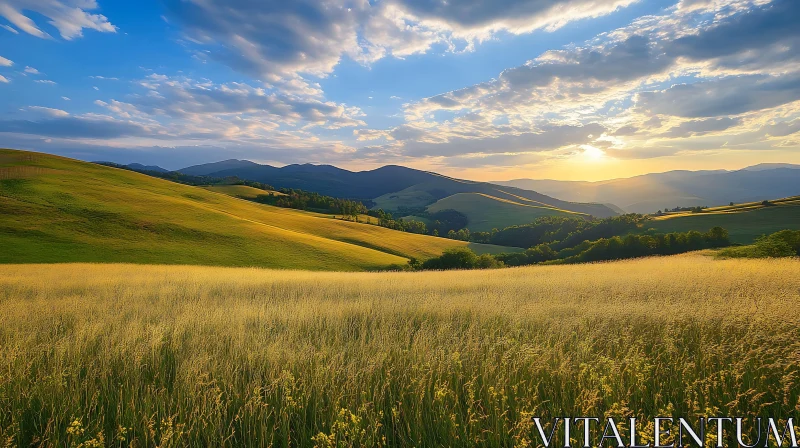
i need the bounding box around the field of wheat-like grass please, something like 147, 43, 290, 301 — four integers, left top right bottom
1, 254, 799, 447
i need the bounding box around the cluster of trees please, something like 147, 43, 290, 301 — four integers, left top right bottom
253, 190, 368, 218
411, 227, 731, 271
368, 209, 469, 237
720, 230, 800, 258
485, 215, 647, 249
503, 227, 730, 266
368, 209, 429, 234
656, 206, 708, 215
397, 248, 503, 271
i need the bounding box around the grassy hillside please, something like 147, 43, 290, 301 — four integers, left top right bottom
202, 184, 285, 200
0, 149, 511, 270
2, 255, 798, 446
427, 192, 582, 232
372, 175, 617, 219
645, 197, 800, 243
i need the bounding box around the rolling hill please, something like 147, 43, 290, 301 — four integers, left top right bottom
426, 193, 583, 232
0, 149, 514, 270
171, 159, 620, 227
496, 165, 800, 213
642, 196, 800, 243
373, 174, 618, 230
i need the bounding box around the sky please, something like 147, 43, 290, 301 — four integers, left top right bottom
1, 0, 799, 181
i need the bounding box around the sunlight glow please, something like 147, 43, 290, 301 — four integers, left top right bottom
580, 145, 606, 161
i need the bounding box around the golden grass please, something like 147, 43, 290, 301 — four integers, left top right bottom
1, 254, 799, 446
202, 185, 286, 199
0, 149, 513, 269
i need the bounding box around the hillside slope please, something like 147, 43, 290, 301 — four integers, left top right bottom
0, 149, 511, 270
643, 196, 800, 243
427, 193, 582, 232
175, 160, 619, 221
374, 175, 617, 220
497, 166, 800, 213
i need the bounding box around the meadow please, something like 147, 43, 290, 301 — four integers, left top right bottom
426, 193, 581, 232
0, 150, 511, 270
1, 254, 799, 447
646, 203, 800, 243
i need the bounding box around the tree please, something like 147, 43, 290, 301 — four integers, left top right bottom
705, 226, 730, 247
421, 248, 479, 270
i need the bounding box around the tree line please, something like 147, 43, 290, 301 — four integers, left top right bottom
252, 190, 368, 218
403, 227, 732, 271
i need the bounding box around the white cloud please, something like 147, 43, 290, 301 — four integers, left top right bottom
27, 106, 70, 117
23, 66, 39, 74
355, 0, 800, 165
0, 74, 9, 83
1, 24, 18, 34
0, 0, 116, 40
34, 79, 56, 85
162, 0, 639, 83
0, 55, 12, 66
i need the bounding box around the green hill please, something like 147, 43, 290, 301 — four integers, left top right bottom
372, 175, 617, 219
0, 149, 514, 270
427, 193, 583, 232
645, 196, 800, 243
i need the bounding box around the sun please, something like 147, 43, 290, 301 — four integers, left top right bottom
580, 145, 606, 161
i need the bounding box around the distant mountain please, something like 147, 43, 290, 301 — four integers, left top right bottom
126, 163, 168, 173
93, 162, 169, 173
169, 159, 620, 223
178, 162, 441, 199
178, 159, 261, 176
741, 163, 800, 171
496, 166, 800, 213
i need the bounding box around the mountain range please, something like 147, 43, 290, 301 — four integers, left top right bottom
110, 159, 800, 222
495, 165, 800, 213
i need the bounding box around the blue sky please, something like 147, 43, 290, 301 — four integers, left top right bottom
1, 0, 799, 181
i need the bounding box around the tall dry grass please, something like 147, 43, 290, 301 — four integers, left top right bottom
1, 254, 799, 447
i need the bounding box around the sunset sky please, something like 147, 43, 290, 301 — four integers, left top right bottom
1, 0, 799, 181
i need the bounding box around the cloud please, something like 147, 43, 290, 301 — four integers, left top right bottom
23, 66, 39, 74
358, 0, 800, 164
667, 0, 800, 72
662, 117, 741, 138
0, 116, 151, 139
0, 55, 11, 66
0, 0, 116, 40
27, 106, 70, 117
127, 74, 365, 130
162, 0, 639, 82
34, 79, 56, 85
636, 73, 800, 118
0, 74, 8, 83
2, 24, 19, 33
162, 0, 367, 80
381, 0, 638, 34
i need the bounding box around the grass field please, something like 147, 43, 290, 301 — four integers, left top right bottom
645, 204, 800, 243
427, 193, 582, 232
0, 149, 512, 270
202, 185, 286, 200
1, 255, 798, 446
